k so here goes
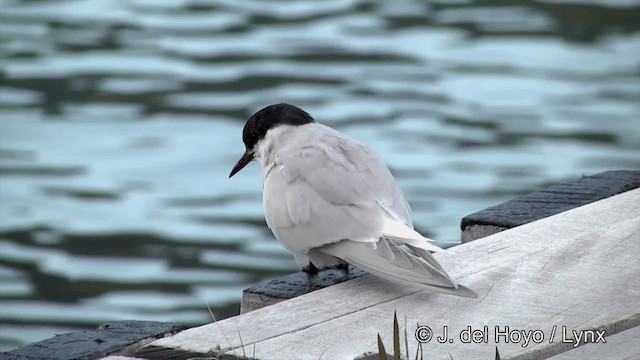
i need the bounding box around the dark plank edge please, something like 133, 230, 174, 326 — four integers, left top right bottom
1, 321, 186, 360
461, 170, 640, 242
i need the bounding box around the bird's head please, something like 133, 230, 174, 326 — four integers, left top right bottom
229, 103, 315, 178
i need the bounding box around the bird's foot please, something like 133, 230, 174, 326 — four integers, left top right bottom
336, 263, 350, 274
302, 262, 319, 275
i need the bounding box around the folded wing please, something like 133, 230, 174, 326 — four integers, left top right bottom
262, 124, 475, 297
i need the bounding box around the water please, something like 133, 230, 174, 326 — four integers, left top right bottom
1, 0, 639, 351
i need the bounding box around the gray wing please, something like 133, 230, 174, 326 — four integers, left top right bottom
262, 125, 412, 255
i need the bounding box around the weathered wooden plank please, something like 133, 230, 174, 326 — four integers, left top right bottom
1, 321, 185, 360
461, 170, 640, 242
139, 189, 640, 360
137, 277, 419, 357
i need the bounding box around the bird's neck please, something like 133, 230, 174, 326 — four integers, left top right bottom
255, 124, 305, 183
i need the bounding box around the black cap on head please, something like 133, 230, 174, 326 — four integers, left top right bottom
242, 103, 315, 151
229, 103, 314, 178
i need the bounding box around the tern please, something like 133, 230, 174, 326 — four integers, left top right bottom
229, 103, 476, 298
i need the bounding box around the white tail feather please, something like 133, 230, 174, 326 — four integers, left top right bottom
382, 214, 449, 253
319, 238, 477, 298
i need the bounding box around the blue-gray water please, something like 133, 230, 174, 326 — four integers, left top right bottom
1, 0, 639, 351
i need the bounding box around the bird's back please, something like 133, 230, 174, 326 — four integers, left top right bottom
259, 123, 412, 257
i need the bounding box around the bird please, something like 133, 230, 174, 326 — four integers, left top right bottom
229, 103, 477, 298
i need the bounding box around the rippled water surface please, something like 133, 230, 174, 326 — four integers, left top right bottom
1, 0, 639, 351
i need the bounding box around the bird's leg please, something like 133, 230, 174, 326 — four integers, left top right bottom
302, 262, 319, 275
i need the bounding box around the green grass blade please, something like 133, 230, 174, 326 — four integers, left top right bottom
404, 315, 409, 360
378, 333, 388, 360
393, 311, 400, 360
